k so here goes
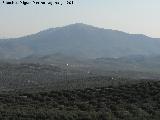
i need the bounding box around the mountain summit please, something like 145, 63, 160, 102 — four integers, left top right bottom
0, 23, 160, 59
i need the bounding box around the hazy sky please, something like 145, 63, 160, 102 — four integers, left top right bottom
0, 0, 160, 38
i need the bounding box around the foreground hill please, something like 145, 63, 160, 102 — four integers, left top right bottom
1, 23, 160, 59
0, 80, 160, 120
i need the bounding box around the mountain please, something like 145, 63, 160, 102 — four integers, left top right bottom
1, 23, 160, 59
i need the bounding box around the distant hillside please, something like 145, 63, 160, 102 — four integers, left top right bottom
16, 53, 160, 74
93, 55, 160, 73
1, 23, 160, 59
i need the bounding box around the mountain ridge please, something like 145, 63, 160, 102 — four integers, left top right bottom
0, 23, 160, 59
1, 23, 155, 40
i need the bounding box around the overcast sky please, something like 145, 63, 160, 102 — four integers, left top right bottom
0, 0, 160, 38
